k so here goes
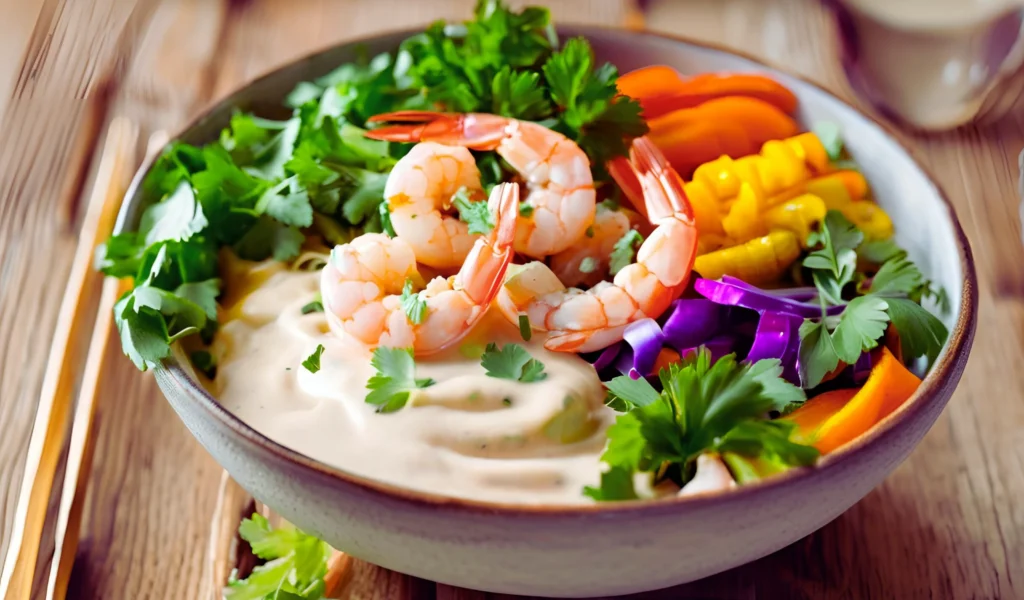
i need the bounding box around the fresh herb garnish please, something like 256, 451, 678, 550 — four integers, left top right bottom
302, 344, 325, 373
585, 349, 815, 501
481, 342, 548, 382
452, 188, 495, 235
301, 295, 324, 315
812, 121, 843, 161
365, 347, 435, 413
190, 350, 217, 379
518, 314, 532, 341
578, 256, 598, 274
609, 230, 643, 275
799, 210, 949, 387
399, 279, 428, 324
224, 513, 331, 600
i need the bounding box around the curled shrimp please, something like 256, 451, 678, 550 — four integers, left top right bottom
383, 141, 484, 270
321, 182, 518, 355
548, 203, 644, 288
498, 137, 698, 353
366, 111, 596, 259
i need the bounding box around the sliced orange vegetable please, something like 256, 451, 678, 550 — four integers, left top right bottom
681, 97, 800, 149
786, 347, 921, 454
647, 118, 754, 177
618, 68, 799, 119
652, 348, 682, 373
783, 132, 830, 174
826, 170, 869, 199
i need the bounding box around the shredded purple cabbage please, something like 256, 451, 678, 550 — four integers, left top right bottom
746, 311, 803, 385
695, 277, 842, 318
623, 319, 665, 379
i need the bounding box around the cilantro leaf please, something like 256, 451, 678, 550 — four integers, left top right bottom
586, 348, 818, 501
798, 319, 840, 389
302, 344, 325, 373
301, 297, 324, 314
604, 375, 660, 410
399, 279, 428, 325
867, 255, 923, 297
114, 295, 171, 371
255, 177, 314, 228
225, 513, 331, 600
453, 188, 494, 234
804, 210, 862, 304
480, 343, 548, 382
365, 347, 435, 412
233, 216, 305, 262
857, 238, 905, 264
812, 121, 843, 161
491, 66, 550, 119
609, 230, 643, 275
885, 297, 948, 363
831, 295, 889, 364
138, 181, 208, 246
748, 359, 806, 413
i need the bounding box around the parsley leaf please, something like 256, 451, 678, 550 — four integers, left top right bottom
138, 181, 208, 246
301, 296, 324, 314
480, 343, 548, 382
886, 297, 948, 363
453, 188, 494, 234
609, 230, 643, 275
585, 349, 818, 501
365, 347, 435, 413
857, 238, 905, 264
399, 279, 428, 325
748, 359, 806, 413
224, 513, 331, 600
866, 255, 924, 297
491, 66, 550, 119
302, 344, 325, 373
804, 210, 862, 304
255, 177, 314, 228
798, 319, 840, 389
812, 121, 843, 161
831, 295, 889, 364
604, 375, 661, 410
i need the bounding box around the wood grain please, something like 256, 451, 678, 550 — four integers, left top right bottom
0, 0, 1020, 598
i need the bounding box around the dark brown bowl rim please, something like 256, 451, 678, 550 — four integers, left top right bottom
125, 24, 978, 517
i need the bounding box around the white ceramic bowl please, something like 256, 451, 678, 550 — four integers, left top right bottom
115, 26, 977, 598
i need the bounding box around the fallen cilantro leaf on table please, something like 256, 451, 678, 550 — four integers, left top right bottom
399, 279, 428, 325
302, 344, 325, 374
481, 343, 548, 382
609, 230, 643, 275
585, 348, 817, 501
224, 513, 331, 600
365, 347, 435, 412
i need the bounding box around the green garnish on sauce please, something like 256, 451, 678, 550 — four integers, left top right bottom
301, 344, 325, 374
481, 343, 547, 382
365, 347, 435, 413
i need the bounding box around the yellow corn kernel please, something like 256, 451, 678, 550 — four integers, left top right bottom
764, 194, 827, 246
721, 182, 766, 242
682, 179, 725, 235
694, 230, 801, 285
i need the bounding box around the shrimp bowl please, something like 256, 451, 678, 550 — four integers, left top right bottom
105, 6, 976, 597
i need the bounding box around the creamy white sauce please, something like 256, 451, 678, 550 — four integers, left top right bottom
205, 262, 621, 504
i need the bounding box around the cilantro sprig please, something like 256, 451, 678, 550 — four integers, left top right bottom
798, 211, 949, 387
585, 349, 815, 501
480, 343, 547, 382
365, 347, 435, 413
224, 513, 331, 599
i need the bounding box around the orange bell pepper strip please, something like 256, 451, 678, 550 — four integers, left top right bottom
785, 347, 921, 454
618, 67, 799, 119
652, 348, 682, 374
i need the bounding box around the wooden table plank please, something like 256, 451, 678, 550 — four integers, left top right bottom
0, 0, 1020, 598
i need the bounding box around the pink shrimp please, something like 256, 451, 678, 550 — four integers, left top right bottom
498, 137, 698, 353
321, 182, 518, 355
366, 111, 596, 259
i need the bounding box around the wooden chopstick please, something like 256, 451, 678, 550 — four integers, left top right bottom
0, 117, 139, 600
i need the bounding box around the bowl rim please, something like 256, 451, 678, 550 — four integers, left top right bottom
128, 24, 978, 517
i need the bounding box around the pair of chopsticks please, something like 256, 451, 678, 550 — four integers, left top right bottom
0, 118, 165, 600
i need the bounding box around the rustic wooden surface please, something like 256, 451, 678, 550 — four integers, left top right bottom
0, 0, 1022, 598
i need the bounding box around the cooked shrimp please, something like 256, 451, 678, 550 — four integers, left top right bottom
383, 141, 484, 270
498, 137, 698, 353
548, 203, 642, 288
366, 111, 596, 259
321, 182, 518, 355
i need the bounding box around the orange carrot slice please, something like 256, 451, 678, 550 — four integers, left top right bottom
619, 68, 799, 118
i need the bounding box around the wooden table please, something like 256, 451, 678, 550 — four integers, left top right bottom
0, 1, 1021, 598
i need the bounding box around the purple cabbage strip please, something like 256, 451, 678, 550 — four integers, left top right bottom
720, 276, 818, 302
695, 277, 843, 318
852, 351, 873, 385
746, 311, 803, 385
590, 344, 622, 372
661, 299, 722, 351
623, 318, 665, 380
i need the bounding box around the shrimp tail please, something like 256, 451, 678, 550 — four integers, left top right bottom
455, 182, 518, 306
366, 111, 509, 151
628, 136, 695, 222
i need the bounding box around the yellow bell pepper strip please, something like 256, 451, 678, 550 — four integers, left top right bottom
763, 193, 827, 245
695, 233, 734, 256
682, 179, 726, 235
785, 347, 921, 454
804, 176, 893, 240
693, 230, 800, 284
721, 182, 765, 241
782, 132, 830, 174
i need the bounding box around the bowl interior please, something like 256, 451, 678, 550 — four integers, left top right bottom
117, 26, 974, 509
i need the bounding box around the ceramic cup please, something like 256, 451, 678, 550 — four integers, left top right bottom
827, 0, 1024, 130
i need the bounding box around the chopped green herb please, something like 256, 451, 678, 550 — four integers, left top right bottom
399, 279, 428, 324
584, 225, 595, 238
813, 121, 843, 162
302, 344, 325, 373
453, 188, 495, 235
518, 313, 532, 341
481, 342, 547, 382
224, 513, 331, 600
578, 256, 598, 273
301, 296, 324, 314
190, 350, 217, 379
609, 229, 643, 275
518, 203, 535, 218
502, 397, 513, 407
365, 347, 435, 413
585, 349, 816, 501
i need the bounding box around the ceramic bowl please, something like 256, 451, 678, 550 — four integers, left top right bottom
115, 26, 977, 598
